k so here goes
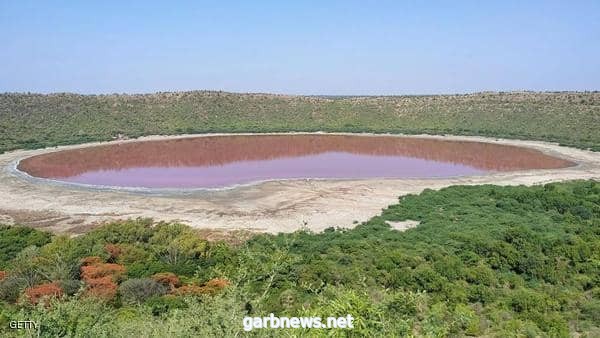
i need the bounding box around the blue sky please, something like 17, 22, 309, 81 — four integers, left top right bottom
1, 1, 599, 94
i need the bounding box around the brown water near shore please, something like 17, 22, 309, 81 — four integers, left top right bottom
17, 134, 574, 189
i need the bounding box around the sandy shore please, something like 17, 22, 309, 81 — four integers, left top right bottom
1, 133, 599, 234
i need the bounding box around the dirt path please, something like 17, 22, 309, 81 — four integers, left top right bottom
1, 133, 599, 234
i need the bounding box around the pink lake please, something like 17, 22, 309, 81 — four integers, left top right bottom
17, 135, 574, 189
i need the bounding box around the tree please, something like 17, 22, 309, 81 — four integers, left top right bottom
151, 272, 181, 291
118, 278, 166, 304
24, 282, 63, 305
80, 257, 126, 301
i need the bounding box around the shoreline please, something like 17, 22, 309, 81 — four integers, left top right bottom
1, 132, 599, 234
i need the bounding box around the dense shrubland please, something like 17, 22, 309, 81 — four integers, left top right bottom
1, 91, 599, 153
0, 180, 598, 336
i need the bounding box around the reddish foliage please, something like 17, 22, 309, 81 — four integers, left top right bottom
25, 282, 63, 305
205, 278, 230, 289
199, 278, 230, 295
172, 278, 230, 296
81, 263, 126, 282
80, 260, 125, 301
152, 272, 181, 289
0, 271, 6, 281
84, 276, 118, 300
80, 256, 103, 266
104, 244, 122, 260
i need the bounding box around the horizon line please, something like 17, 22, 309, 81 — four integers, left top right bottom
1, 89, 599, 97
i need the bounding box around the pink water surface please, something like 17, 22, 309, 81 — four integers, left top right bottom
19, 135, 573, 189
62, 151, 486, 188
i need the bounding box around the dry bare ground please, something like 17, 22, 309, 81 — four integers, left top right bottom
1, 133, 599, 235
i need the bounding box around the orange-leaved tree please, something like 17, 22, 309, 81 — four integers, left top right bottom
80, 256, 126, 301
151, 272, 181, 291
172, 278, 230, 296
104, 244, 122, 262
24, 282, 63, 305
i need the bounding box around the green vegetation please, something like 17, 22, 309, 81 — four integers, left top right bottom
0, 180, 598, 336
1, 91, 599, 153
0, 226, 51, 269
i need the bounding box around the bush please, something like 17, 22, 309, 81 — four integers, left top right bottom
84, 276, 118, 301
78, 258, 125, 301
171, 285, 205, 297
118, 278, 166, 304
203, 278, 230, 292
581, 299, 600, 322
570, 205, 593, 219
0, 226, 51, 268
151, 272, 181, 290
24, 282, 63, 305
114, 244, 150, 265
0, 275, 26, 303
172, 278, 230, 297
104, 244, 122, 261
80, 256, 103, 266
59, 279, 82, 296
81, 263, 126, 282
145, 295, 188, 316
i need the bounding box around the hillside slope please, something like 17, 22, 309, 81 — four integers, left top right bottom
1, 91, 599, 153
